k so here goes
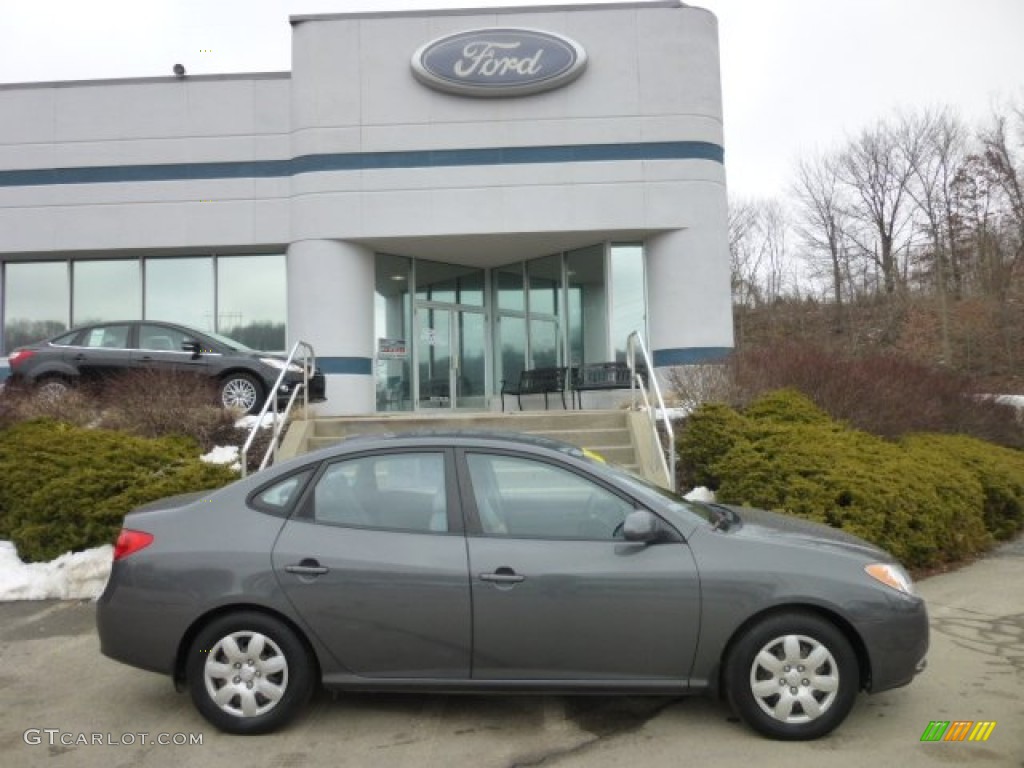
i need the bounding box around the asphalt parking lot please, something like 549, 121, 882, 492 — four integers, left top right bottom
1, 537, 1022, 768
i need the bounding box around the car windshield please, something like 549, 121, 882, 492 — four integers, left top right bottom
577, 452, 719, 525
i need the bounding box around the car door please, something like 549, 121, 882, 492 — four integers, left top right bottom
66, 323, 134, 384
131, 323, 212, 375
459, 449, 701, 681
271, 449, 472, 678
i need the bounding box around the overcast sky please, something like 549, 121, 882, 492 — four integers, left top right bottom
1, 0, 1022, 198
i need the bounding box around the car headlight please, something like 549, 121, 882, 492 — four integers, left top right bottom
865, 563, 915, 596
259, 358, 304, 374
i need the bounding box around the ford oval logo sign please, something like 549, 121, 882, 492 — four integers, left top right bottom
412, 28, 587, 98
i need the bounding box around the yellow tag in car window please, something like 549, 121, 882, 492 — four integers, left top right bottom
582, 448, 606, 463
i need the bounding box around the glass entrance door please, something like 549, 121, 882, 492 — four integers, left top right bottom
416, 305, 486, 410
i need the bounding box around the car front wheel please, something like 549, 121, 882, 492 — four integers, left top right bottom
219, 373, 263, 414
186, 612, 315, 734
724, 612, 859, 740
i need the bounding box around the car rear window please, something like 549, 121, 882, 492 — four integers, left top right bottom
250, 470, 313, 516
50, 330, 81, 346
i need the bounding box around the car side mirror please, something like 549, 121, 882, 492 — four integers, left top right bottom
622, 509, 662, 543
181, 340, 201, 358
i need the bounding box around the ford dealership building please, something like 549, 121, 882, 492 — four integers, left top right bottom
0, 0, 732, 414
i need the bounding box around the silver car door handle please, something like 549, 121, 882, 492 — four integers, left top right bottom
285, 563, 329, 576
479, 569, 525, 584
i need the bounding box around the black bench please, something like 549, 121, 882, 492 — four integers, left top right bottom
571, 362, 646, 409
500, 366, 568, 411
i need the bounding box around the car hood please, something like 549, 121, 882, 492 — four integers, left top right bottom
716, 503, 891, 561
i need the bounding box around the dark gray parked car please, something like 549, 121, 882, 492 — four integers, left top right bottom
96, 432, 928, 740
5, 320, 325, 414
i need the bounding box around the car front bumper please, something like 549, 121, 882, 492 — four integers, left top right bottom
858, 594, 929, 693
276, 370, 327, 404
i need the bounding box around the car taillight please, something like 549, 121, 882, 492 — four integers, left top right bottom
7, 349, 35, 368
113, 529, 154, 560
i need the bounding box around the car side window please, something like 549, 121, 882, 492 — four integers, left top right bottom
138, 324, 190, 352
50, 330, 81, 346
251, 470, 312, 516
313, 453, 448, 533
465, 453, 634, 540
81, 325, 130, 349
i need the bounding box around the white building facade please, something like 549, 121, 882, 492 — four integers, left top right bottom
0, 1, 732, 414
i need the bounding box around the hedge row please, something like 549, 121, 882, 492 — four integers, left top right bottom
0, 420, 238, 562
678, 390, 1024, 569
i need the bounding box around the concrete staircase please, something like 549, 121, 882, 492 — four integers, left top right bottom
281, 409, 639, 473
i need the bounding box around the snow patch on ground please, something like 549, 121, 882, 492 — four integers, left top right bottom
0, 540, 112, 601
201, 444, 241, 472
235, 413, 280, 430
683, 486, 716, 502
993, 394, 1024, 409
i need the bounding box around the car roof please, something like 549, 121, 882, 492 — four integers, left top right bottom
260, 429, 591, 475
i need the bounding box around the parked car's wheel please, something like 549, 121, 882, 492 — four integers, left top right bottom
35, 376, 72, 401
186, 612, 314, 734
724, 612, 859, 740
219, 373, 263, 414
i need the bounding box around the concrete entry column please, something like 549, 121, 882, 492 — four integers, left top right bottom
646, 222, 733, 369
287, 239, 375, 414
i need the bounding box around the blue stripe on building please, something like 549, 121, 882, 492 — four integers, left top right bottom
0, 141, 724, 188
317, 357, 373, 375
652, 347, 733, 367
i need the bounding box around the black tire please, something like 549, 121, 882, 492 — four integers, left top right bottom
35, 376, 72, 401
724, 612, 859, 740
186, 612, 315, 735
219, 372, 264, 414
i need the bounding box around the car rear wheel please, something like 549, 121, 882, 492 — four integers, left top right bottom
35, 376, 72, 401
186, 612, 315, 734
724, 612, 859, 740
219, 373, 263, 414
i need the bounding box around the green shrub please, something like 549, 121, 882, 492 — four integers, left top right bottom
742, 387, 836, 426
0, 420, 238, 562
676, 389, 1021, 569
903, 434, 1024, 541
676, 402, 749, 490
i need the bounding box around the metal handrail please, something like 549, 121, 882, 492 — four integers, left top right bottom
240, 340, 316, 477
627, 331, 676, 492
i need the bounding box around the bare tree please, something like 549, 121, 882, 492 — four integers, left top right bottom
980, 108, 1024, 291
727, 197, 794, 342
838, 117, 924, 295
792, 151, 852, 332
905, 107, 969, 364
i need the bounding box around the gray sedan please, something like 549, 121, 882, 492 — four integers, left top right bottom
96, 431, 928, 741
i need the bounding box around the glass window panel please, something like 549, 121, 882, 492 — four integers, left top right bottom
216, 255, 287, 350
467, 453, 632, 539
610, 244, 646, 362
375, 254, 412, 412
529, 318, 559, 368
145, 257, 214, 332
496, 315, 526, 389
3, 261, 69, 351
314, 453, 447, 533
494, 265, 525, 311
415, 260, 483, 306
566, 245, 607, 366
73, 260, 140, 325
457, 311, 487, 407
527, 254, 561, 316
